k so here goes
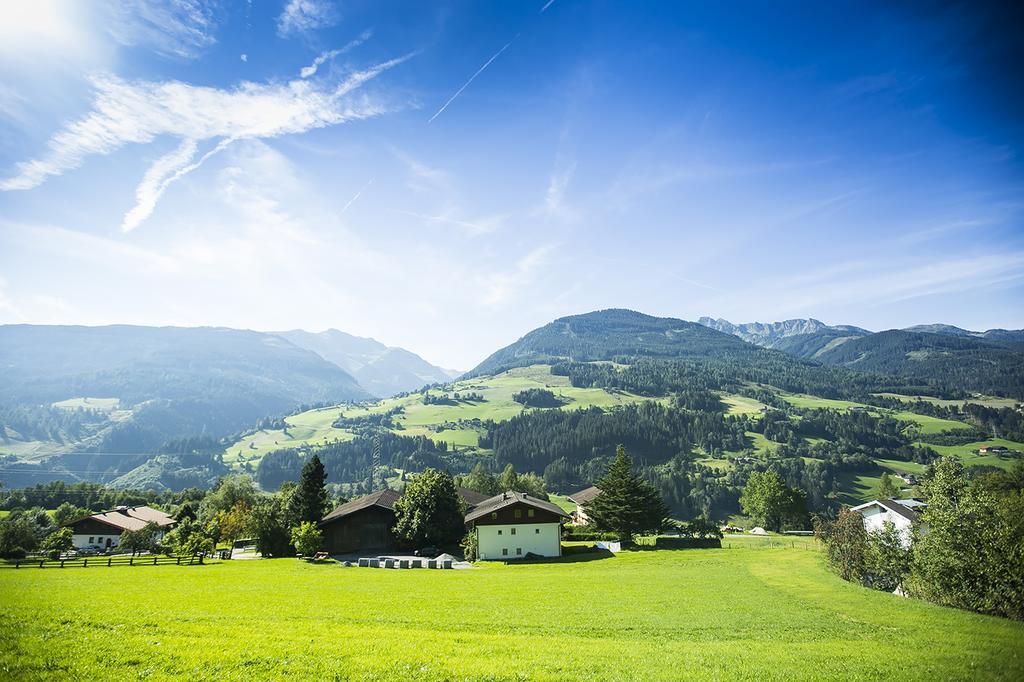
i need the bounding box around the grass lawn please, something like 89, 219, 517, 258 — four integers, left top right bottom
720, 394, 765, 415
919, 439, 1024, 471
891, 411, 972, 435
2, 547, 1022, 680
780, 394, 869, 410
874, 393, 1021, 409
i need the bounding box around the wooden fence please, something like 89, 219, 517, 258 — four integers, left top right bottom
0, 554, 207, 569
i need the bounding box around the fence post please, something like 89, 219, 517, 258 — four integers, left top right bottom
153, 557, 157, 565
39, 559, 44, 568
15, 560, 19, 569
60, 560, 65, 568
129, 556, 133, 566
108, 556, 112, 567
83, 559, 87, 568
176, 557, 181, 565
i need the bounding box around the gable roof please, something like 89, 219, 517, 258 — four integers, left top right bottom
567, 485, 601, 505
851, 498, 921, 522
70, 506, 176, 533
456, 487, 490, 507
321, 489, 401, 525
465, 491, 570, 524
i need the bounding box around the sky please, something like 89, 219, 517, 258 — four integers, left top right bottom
0, 0, 1022, 370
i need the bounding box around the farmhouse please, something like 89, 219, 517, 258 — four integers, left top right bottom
465, 491, 569, 560
319, 487, 490, 555
978, 445, 1007, 454
567, 485, 601, 525
851, 498, 927, 548
65, 505, 176, 550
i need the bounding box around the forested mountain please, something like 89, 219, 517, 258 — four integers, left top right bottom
469, 309, 763, 376
273, 329, 457, 397
902, 324, 1024, 345
0, 325, 371, 457
812, 330, 1024, 397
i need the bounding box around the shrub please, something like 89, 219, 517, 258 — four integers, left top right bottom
291, 522, 323, 557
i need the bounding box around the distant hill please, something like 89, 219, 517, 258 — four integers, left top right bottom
468, 309, 761, 376
902, 324, 1024, 347
273, 329, 457, 397
0, 325, 370, 448
813, 330, 1024, 397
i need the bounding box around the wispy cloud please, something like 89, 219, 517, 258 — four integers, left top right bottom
277, 0, 339, 38
105, 0, 221, 59
300, 29, 374, 78
1, 53, 416, 231
429, 34, 519, 123
540, 0, 557, 12
482, 243, 557, 305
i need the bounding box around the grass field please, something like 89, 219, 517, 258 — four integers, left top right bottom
720, 394, 765, 415
224, 365, 657, 468
875, 393, 1021, 409
2, 547, 1022, 680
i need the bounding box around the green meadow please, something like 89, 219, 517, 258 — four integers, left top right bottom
2, 546, 1022, 680
874, 393, 1021, 409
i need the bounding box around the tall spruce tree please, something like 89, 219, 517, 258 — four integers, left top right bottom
584, 445, 670, 543
287, 455, 330, 526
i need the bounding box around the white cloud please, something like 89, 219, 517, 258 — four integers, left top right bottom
392, 209, 506, 237
277, 0, 339, 37
300, 29, 373, 78
104, 0, 221, 59
482, 244, 557, 305
240, 53, 247, 62
1, 53, 415, 230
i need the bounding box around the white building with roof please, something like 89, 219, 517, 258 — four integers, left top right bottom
465, 491, 570, 561
850, 498, 927, 548
65, 505, 176, 550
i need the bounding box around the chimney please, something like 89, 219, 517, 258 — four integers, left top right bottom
502, 492, 508, 500
116, 505, 129, 514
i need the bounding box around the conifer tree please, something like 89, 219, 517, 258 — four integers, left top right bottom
585, 445, 669, 543
287, 455, 330, 526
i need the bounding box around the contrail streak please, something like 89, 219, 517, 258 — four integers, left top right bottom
428, 34, 519, 123
340, 177, 374, 214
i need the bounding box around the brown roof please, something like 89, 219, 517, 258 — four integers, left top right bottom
464, 491, 570, 524
71, 506, 176, 532
877, 499, 920, 521
321, 489, 401, 525
568, 485, 601, 505
456, 487, 490, 507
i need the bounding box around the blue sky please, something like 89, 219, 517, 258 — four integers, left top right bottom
0, 1, 1021, 369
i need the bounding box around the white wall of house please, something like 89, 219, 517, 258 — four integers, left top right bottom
858, 505, 914, 548
72, 533, 120, 549
477, 522, 561, 560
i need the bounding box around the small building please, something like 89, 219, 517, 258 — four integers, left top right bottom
465, 491, 569, 561
566, 485, 601, 525
978, 445, 1007, 454
65, 505, 176, 550
850, 498, 927, 548
749, 527, 768, 536
319, 487, 492, 555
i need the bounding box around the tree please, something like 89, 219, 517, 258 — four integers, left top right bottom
41, 527, 74, 559
877, 472, 900, 499
200, 474, 258, 523
457, 462, 499, 496
865, 521, 911, 592
498, 464, 519, 493
739, 471, 808, 531
909, 457, 1024, 620
291, 522, 323, 557
584, 445, 670, 544
287, 455, 330, 527
0, 511, 41, 558
393, 468, 464, 549
119, 522, 160, 556
816, 508, 868, 583
162, 518, 213, 557
215, 501, 253, 545
52, 502, 89, 527
249, 495, 293, 558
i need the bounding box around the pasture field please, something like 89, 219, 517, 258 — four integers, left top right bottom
779, 394, 869, 410
2, 546, 1022, 680
892, 411, 974, 435
224, 365, 657, 468
50, 397, 120, 412
874, 393, 1021, 409
720, 394, 765, 415
922, 439, 1024, 471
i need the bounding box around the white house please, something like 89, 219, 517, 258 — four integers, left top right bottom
65, 505, 176, 550
850, 498, 926, 548
566, 485, 600, 525
465, 491, 569, 561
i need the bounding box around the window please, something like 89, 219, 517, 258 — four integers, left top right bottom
497, 529, 502, 535
535, 528, 540, 534
516, 548, 522, 555
502, 548, 508, 556
511, 527, 516, 535
88, 537, 94, 544
514, 509, 522, 519
527, 509, 535, 518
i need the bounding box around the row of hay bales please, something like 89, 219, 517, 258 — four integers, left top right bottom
358, 557, 453, 569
